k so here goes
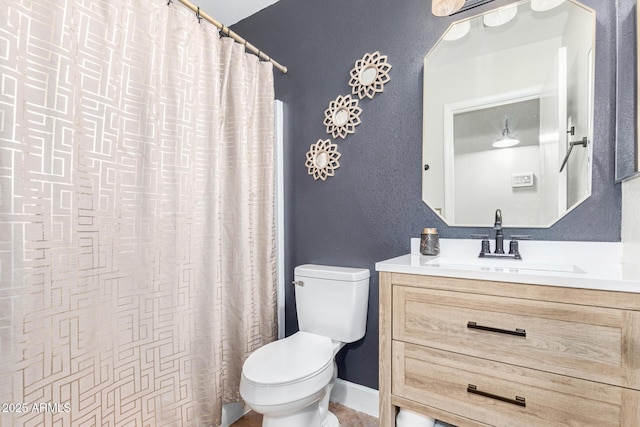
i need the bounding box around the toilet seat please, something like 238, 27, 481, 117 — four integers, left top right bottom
243, 331, 333, 385
240, 332, 335, 408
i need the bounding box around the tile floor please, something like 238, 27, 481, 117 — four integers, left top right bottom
230, 402, 379, 427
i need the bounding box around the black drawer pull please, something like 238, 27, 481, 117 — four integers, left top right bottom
467, 384, 526, 407
467, 321, 526, 337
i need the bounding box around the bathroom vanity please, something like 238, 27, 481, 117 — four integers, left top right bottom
377, 240, 640, 426
393, 0, 636, 423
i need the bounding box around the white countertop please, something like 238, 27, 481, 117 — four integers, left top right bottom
375, 239, 640, 293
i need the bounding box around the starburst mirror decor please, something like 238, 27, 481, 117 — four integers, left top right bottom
323, 95, 362, 139
305, 139, 341, 181
349, 51, 392, 100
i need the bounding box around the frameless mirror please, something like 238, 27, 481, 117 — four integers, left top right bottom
422, 0, 595, 227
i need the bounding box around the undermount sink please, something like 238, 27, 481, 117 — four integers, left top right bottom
423, 256, 585, 274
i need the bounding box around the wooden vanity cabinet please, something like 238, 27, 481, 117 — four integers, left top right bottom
379, 272, 640, 426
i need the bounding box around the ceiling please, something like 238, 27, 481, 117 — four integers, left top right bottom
198, 0, 280, 25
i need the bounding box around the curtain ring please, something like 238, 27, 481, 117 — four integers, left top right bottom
196, 7, 202, 23
167, 0, 172, 5
220, 24, 225, 36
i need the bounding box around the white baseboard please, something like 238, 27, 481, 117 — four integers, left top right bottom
330, 378, 379, 418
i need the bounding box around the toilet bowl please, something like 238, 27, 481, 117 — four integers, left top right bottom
240, 332, 340, 427
240, 264, 370, 427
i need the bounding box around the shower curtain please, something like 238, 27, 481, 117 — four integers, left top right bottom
0, 0, 277, 425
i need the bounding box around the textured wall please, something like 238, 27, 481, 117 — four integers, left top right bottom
233, 0, 625, 390
616, 0, 638, 181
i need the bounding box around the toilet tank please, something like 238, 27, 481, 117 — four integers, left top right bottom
294, 264, 370, 343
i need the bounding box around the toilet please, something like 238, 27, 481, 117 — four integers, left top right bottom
240, 264, 370, 427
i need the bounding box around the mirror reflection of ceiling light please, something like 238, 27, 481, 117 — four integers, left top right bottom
531, 0, 566, 12
483, 4, 518, 27
493, 117, 520, 148
443, 20, 471, 41
432, 0, 465, 17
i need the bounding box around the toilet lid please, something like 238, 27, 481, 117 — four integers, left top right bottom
243, 332, 333, 385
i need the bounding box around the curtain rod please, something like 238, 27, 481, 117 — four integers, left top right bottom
174, 0, 288, 74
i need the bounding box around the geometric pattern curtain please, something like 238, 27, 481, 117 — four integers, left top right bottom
0, 0, 277, 425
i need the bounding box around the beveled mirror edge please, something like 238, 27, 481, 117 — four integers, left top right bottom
421, 0, 597, 228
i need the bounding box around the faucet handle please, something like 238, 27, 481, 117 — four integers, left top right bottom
508, 235, 529, 259
471, 234, 491, 255
471, 234, 489, 239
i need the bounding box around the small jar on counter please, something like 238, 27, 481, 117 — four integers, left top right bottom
420, 227, 440, 256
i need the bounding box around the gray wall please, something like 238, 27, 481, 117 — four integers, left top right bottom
233, 0, 627, 390
616, 0, 638, 181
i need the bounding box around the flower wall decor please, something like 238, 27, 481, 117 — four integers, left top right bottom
310, 51, 392, 182
349, 51, 392, 100
323, 95, 362, 139
305, 139, 342, 181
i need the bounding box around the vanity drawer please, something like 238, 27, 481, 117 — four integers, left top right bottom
393, 286, 640, 388
392, 341, 640, 427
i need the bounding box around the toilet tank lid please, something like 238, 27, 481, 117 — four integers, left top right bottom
295, 264, 370, 281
